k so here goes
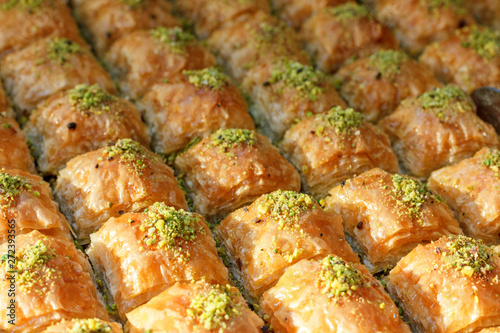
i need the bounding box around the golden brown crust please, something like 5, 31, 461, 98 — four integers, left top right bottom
125, 281, 264, 333
420, 26, 500, 93
260, 258, 411, 333
54, 142, 188, 241
374, 0, 474, 55
325, 168, 463, 272
72, 0, 178, 57
1, 37, 115, 118
207, 10, 310, 83
0, 116, 37, 173
24, 88, 150, 175
105, 29, 216, 99
466, 0, 500, 31
335, 53, 442, 122
87, 210, 228, 317
0, 231, 109, 332
41, 319, 123, 333
215, 193, 359, 299
281, 115, 398, 199
388, 236, 500, 333
428, 147, 500, 244
137, 76, 254, 155
378, 91, 500, 179
0, 168, 72, 244
0, 82, 13, 117
300, 6, 398, 73
242, 59, 346, 142
174, 131, 301, 220
270, 0, 352, 29
0, 0, 84, 57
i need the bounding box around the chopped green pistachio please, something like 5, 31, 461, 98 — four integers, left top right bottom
183, 67, 230, 90
103, 139, 156, 176
70, 318, 112, 333
2, 123, 11, 129
150, 26, 197, 54
482, 149, 500, 177
68, 84, 115, 115
368, 50, 410, 80
187, 284, 242, 332
119, 0, 146, 8
390, 174, 441, 222
1, 0, 44, 11
141, 202, 202, 261
318, 256, 369, 299
327, 3, 371, 22
461, 26, 500, 60
421, 0, 465, 13
256, 190, 316, 230
47, 38, 83, 65
0, 171, 33, 210
268, 59, 326, 101
254, 21, 282, 44
210, 129, 256, 156
418, 85, 473, 121
441, 235, 496, 276
315, 106, 363, 137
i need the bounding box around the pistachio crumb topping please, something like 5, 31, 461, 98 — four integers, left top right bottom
390, 174, 441, 223
183, 67, 230, 90
140, 202, 202, 261
0, 171, 33, 211
315, 106, 363, 137
210, 129, 256, 156
318, 256, 369, 299
68, 84, 115, 116
1, 0, 44, 11
327, 3, 371, 22
47, 38, 83, 65
421, 0, 465, 13
254, 21, 283, 44
461, 26, 500, 60
418, 85, 473, 121
268, 59, 326, 101
103, 139, 156, 176
70, 318, 112, 333
256, 190, 316, 230
187, 284, 242, 332
119, 0, 146, 8
441, 235, 496, 277
482, 149, 500, 177
150, 26, 197, 54
368, 50, 410, 80
15, 240, 61, 293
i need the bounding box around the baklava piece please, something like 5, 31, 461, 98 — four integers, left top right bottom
300, 3, 398, 73
260, 256, 411, 333
270, 0, 351, 29
428, 147, 500, 244
125, 281, 264, 333
24, 84, 150, 175
71, 0, 178, 57
0, 0, 83, 56
420, 25, 500, 93
0, 114, 36, 173
55, 139, 187, 241
105, 26, 216, 99
0, 168, 72, 244
0, 231, 109, 332
87, 202, 228, 317
325, 168, 462, 272
137, 67, 254, 155
207, 10, 309, 83
335, 50, 441, 122
215, 190, 359, 300
467, 0, 500, 31
175, 0, 270, 39
242, 57, 346, 141
174, 129, 301, 220
41, 318, 123, 333
1, 37, 115, 118
281, 107, 398, 199
388, 235, 500, 333
379, 85, 499, 179
373, 0, 474, 55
